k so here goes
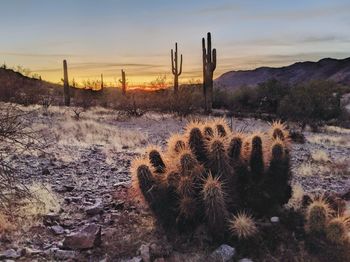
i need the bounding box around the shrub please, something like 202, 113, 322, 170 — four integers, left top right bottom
278, 81, 342, 123
130, 119, 292, 238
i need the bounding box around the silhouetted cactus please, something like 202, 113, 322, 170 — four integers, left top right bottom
120, 69, 127, 95
63, 60, 70, 106
100, 73, 104, 90
249, 134, 265, 180
202, 32, 217, 112
171, 43, 182, 94
130, 118, 293, 238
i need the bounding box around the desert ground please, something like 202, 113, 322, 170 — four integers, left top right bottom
0, 104, 349, 261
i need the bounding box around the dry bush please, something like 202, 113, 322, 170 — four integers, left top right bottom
0, 103, 45, 211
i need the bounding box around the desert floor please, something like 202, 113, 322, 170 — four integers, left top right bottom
1, 105, 349, 261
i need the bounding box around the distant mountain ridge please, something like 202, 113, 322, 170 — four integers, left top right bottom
215, 57, 350, 91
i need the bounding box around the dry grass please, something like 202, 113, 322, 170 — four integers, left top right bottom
308, 134, 350, 147
17, 183, 60, 229
323, 125, 350, 135
286, 183, 305, 210
296, 163, 315, 177
311, 150, 330, 163
295, 157, 349, 177
0, 212, 15, 234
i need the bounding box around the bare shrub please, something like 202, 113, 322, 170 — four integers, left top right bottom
0, 103, 44, 211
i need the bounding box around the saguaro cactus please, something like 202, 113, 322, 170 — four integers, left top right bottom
100, 73, 104, 91
63, 60, 70, 106
202, 32, 216, 112
171, 43, 183, 93
120, 69, 127, 95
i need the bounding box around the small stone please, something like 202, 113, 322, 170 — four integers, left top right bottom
113, 182, 129, 188
121, 257, 142, 262
208, 244, 235, 262
270, 216, 280, 223
63, 185, 75, 192
0, 249, 21, 259
23, 247, 43, 256
46, 248, 77, 260
154, 258, 165, 262
51, 225, 65, 235
43, 212, 59, 226
85, 199, 103, 215
63, 223, 101, 250
42, 168, 50, 175
139, 244, 150, 262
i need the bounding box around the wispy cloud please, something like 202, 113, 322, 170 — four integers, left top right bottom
0, 52, 78, 58
241, 3, 350, 20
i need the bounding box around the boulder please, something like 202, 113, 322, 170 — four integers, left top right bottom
63, 223, 101, 250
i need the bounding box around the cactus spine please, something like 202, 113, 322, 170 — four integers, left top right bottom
202, 32, 216, 112
63, 60, 70, 106
120, 69, 126, 95
171, 43, 183, 94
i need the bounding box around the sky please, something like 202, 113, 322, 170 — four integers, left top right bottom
1, 0, 350, 86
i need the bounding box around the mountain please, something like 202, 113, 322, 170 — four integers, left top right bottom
215, 57, 350, 91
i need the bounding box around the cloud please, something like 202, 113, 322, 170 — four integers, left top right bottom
240, 3, 350, 21
0, 52, 78, 58
195, 3, 241, 15
35, 62, 164, 73
225, 34, 350, 47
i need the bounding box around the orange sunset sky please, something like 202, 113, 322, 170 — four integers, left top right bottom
1, 0, 350, 86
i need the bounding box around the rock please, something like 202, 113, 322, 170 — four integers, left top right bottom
139, 244, 150, 262
23, 247, 43, 256
154, 258, 165, 262
0, 249, 21, 259
121, 257, 142, 262
63, 223, 101, 250
51, 225, 65, 235
42, 168, 50, 175
46, 248, 77, 260
85, 199, 103, 215
43, 212, 59, 226
239, 259, 254, 262
63, 185, 75, 192
270, 216, 280, 223
149, 242, 172, 258
113, 182, 129, 188
208, 244, 235, 262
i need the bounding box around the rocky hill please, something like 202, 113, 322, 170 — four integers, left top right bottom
216, 57, 350, 91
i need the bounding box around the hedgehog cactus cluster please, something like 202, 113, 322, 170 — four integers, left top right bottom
131, 119, 293, 238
